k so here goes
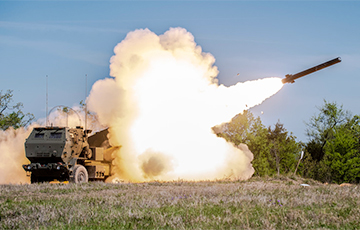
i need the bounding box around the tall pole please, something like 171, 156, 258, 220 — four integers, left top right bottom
46, 75, 48, 127
85, 74, 87, 132
293, 151, 304, 176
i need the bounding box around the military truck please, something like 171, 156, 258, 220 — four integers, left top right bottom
22, 126, 115, 183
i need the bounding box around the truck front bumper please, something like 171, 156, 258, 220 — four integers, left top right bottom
23, 162, 67, 171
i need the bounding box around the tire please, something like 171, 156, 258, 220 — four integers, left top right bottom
70, 165, 88, 183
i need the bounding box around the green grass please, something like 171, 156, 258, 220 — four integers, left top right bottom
0, 177, 359, 229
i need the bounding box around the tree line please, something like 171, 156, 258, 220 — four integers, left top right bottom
216, 100, 360, 184
2, 89, 360, 184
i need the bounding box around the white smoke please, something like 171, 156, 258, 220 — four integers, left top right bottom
0, 126, 33, 184
45, 105, 106, 133
87, 27, 283, 182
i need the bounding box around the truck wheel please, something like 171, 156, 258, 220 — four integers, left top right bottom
71, 165, 88, 183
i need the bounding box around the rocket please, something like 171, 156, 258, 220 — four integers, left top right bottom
282, 57, 341, 84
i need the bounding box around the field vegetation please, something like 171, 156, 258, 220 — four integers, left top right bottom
1, 176, 359, 229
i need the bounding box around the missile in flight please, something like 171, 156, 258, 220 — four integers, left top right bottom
282, 57, 341, 84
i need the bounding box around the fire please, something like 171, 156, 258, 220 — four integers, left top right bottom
87, 27, 283, 182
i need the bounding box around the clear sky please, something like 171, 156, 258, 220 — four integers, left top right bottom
1, 1, 359, 142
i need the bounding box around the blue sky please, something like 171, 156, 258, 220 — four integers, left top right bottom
1, 1, 359, 141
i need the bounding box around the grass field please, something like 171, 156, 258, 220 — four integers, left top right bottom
0, 176, 359, 229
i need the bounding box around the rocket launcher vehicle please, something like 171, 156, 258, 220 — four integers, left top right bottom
282, 57, 341, 84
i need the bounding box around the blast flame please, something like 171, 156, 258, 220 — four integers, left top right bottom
87, 27, 283, 182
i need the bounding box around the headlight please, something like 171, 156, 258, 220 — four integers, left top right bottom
27, 166, 31, 170
56, 166, 61, 170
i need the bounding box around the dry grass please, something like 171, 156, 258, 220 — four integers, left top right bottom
0, 176, 359, 229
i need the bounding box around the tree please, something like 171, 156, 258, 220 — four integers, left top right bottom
215, 110, 272, 176
305, 100, 351, 162
0, 90, 34, 130
304, 100, 360, 183
268, 122, 300, 176
215, 110, 300, 176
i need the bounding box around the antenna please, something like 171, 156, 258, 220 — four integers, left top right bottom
85, 74, 87, 132
46, 75, 48, 127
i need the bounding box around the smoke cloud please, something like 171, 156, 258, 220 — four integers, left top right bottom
87, 27, 283, 182
0, 127, 32, 184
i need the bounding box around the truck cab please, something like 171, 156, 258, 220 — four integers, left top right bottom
23, 126, 114, 183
